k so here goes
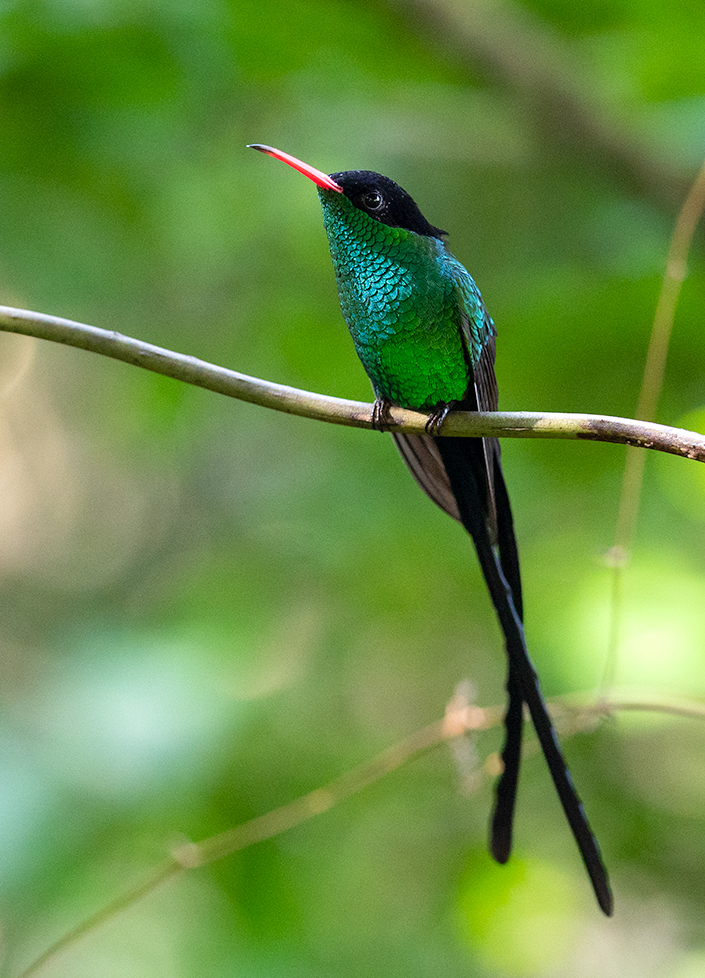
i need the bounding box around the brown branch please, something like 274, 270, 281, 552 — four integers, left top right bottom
1, 305, 705, 462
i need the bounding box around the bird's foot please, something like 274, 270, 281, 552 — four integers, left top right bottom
371, 397, 394, 431
425, 402, 452, 436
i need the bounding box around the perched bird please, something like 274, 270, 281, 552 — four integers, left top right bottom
248, 143, 613, 916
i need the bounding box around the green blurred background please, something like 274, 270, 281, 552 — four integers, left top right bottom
1, 0, 705, 974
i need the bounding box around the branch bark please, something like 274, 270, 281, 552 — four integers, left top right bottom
1, 304, 704, 462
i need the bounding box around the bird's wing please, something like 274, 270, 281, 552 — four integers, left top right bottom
391, 270, 498, 531
452, 267, 499, 542
469, 334, 500, 544
393, 432, 461, 521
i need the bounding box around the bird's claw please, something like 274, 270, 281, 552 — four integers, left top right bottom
371, 397, 394, 431
425, 403, 451, 436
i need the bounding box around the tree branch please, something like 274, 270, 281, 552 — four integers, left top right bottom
1, 304, 704, 461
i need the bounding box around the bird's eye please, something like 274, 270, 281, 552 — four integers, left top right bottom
363, 191, 384, 211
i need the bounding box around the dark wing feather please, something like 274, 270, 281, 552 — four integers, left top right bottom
391, 337, 499, 531
393, 433, 460, 522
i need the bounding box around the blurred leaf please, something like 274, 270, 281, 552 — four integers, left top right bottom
455, 848, 581, 975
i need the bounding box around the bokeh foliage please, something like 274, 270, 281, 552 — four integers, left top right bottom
1, 0, 705, 974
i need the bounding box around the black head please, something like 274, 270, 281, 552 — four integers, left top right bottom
330, 170, 447, 240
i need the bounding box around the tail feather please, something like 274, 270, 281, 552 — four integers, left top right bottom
435, 437, 613, 917
393, 432, 528, 867
490, 660, 524, 863
489, 450, 524, 862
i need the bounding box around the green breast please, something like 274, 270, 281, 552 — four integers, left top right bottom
318, 190, 470, 412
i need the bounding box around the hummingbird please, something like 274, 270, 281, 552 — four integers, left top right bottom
248, 144, 613, 916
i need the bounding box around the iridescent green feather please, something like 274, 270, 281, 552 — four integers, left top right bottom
317, 189, 494, 412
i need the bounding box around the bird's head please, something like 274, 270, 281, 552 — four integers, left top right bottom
248, 145, 446, 239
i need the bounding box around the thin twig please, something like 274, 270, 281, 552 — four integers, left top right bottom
12, 862, 183, 978
602, 156, 705, 698
1, 305, 705, 461
616, 155, 705, 549
10, 690, 705, 978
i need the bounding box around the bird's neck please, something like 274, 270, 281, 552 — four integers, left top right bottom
317, 191, 442, 312
316, 190, 469, 411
